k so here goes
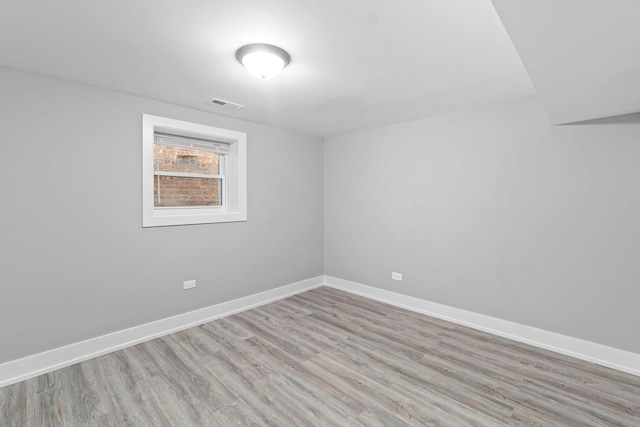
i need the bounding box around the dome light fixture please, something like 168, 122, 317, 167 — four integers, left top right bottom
236, 43, 291, 80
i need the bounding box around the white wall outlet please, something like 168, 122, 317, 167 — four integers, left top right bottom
392, 272, 403, 281
183, 280, 196, 290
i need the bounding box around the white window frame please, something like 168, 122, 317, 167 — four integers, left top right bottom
142, 114, 247, 227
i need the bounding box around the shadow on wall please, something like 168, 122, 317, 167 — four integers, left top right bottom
561, 112, 640, 126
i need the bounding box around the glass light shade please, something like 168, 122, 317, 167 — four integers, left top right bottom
236, 44, 290, 80
241, 51, 285, 79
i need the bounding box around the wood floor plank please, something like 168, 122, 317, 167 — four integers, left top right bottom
1, 286, 639, 426
326, 340, 513, 425
355, 408, 414, 427
436, 333, 640, 414
310, 352, 497, 427
235, 378, 314, 426
58, 362, 104, 425
0, 381, 26, 427
94, 349, 178, 425
231, 312, 320, 361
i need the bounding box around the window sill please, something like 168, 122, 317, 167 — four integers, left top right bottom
144, 209, 247, 227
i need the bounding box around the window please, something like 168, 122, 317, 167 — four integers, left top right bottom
153, 134, 226, 208
142, 114, 247, 227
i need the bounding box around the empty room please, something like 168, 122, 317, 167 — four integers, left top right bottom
1, 0, 639, 425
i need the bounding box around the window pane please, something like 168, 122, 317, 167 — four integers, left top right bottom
154, 176, 222, 207
154, 144, 220, 175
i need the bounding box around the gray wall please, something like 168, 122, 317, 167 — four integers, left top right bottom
325, 96, 640, 354
2, 65, 639, 364
0, 67, 324, 364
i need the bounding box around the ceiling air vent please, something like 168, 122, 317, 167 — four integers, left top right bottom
209, 98, 245, 111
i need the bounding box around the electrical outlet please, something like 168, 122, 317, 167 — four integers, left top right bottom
183, 280, 196, 290
392, 272, 403, 281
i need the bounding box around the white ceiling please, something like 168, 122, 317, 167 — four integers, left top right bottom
0, 0, 534, 136
492, 0, 640, 125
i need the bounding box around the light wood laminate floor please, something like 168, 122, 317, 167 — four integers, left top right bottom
1, 287, 639, 426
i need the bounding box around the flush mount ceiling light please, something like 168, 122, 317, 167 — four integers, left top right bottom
236, 43, 291, 80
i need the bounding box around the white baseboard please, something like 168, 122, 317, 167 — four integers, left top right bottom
0, 276, 324, 388
3, 274, 637, 389
323, 275, 640, 377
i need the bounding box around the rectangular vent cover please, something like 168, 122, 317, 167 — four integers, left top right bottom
210, 98, 244, 111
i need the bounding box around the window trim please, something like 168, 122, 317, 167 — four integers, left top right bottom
142, 114, 247, 227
